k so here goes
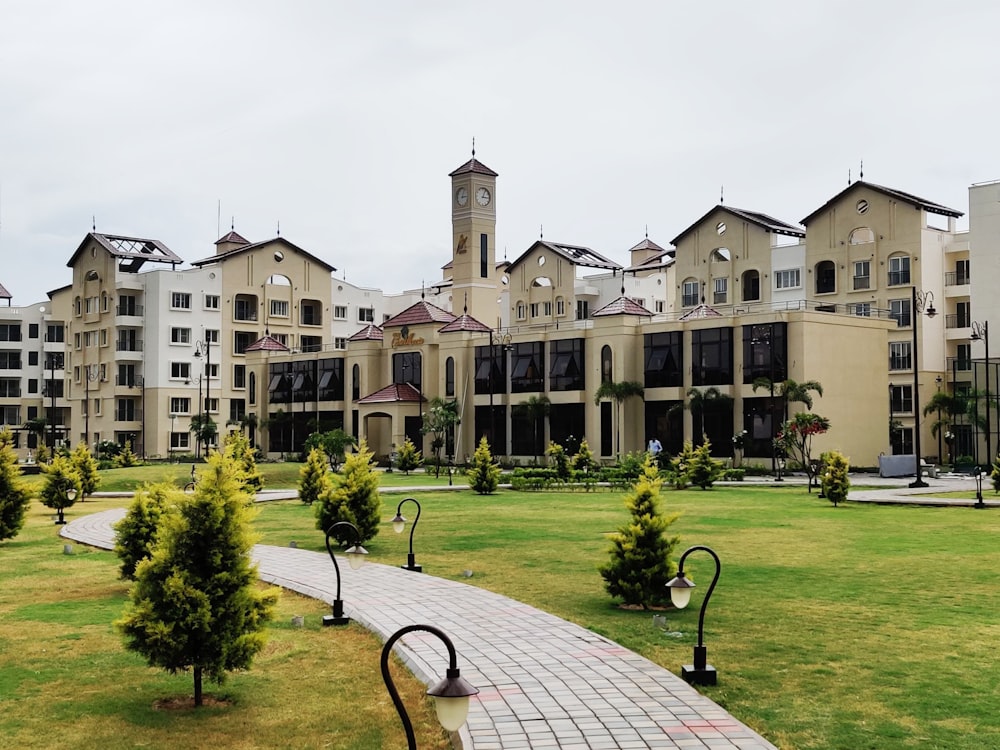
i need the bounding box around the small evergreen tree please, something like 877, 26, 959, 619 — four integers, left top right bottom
299, 447, 331, 506
71, 442, 101, 499
117, 451, 278, 707
546, 441, 571, 480
667, 441, 696, 490
468, 436, 500, 495
395, 437, 422, 474
0, 429, 31, 542
34, 444, 50, 465
820, 450, 851, 507
114, 483, 178, 580
225, 431, 263, 491
39, 455, 82, 524
688, 439, 723, 490
114, 440, 139, 468
315, 438, 381, 544
599, 455, 681, 609
572, 437, 596, 473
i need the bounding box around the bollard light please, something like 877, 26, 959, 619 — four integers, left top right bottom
323, 521, 368, 626
666, 544, 722, 685
390, 497, 423, 572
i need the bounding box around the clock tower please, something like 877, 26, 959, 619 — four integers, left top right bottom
449, 149, 499, 324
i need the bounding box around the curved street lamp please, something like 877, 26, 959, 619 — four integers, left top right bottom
380, 623, 479, 749
666, 544, 722, 685
971, 320, 990, 468
910, 288, 937, 488
322, 521, 368, 626
391, 497, 423, 572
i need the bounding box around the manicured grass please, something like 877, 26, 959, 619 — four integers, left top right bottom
256, 486, 1000, 750
0, 498, 453, 750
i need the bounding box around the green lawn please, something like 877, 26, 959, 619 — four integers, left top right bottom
257, 485, 1000, 750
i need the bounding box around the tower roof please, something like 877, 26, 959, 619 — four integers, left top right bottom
592, 296, 654, 318
382, 300, 456, 328
448, 157, 498, 177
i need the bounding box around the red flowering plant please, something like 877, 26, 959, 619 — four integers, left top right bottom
775, 413, 831, 493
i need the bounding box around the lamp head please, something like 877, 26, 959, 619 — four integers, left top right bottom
427, 667, 479, 731
345, 544, 369, 570
925, 302, 937, 318
391, 512, 406, 534
666, 571, 696, 609
66, 487, 77, 501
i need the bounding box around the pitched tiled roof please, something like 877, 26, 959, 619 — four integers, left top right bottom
627, 237, 667, 254
800, 180, 964, 225
0, 282, 10, 300
349, 324, 383, 342
448, 157, 498, 177
245, 334, 290, 352
191, 236, 336, 273
357, 382, 424, 404
215, 230, 250, 246
592, 296, 654, 318
506, 240, 622, 275
671, 206, 804, 246
438, 313, 493, 333
678, 304, 724, 320
383, 300, 456, 328
625, 250, 674, 272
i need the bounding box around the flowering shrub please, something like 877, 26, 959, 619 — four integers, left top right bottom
776, 413, 831, 493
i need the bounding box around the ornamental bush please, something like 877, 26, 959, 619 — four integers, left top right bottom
820, 450, 851, 507
114, 482, 179, 580
315, 439, 381, 544
0, 429, 31, 542
468, 437, 500, 495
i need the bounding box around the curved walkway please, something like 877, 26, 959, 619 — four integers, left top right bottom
63, 508, 777, 750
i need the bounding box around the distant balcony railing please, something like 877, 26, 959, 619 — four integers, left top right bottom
945, 314, 971, 329
116, 340, 143, 352
853, 275, 871, 290
116, 304, 144, 316
889, 355, 912, 371
944, 271, 971, 286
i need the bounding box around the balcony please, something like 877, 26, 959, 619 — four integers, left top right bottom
889, 356, 912, 371
115, 304, 145, 325
852, 275, 871, 290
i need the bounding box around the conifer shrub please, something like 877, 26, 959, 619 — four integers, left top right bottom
299, 447, 330, 506
71, 442, 101, 499
114, 482, 179, 580
315, 439, 381, 544
688, 438, 724, 489
395, 437, 422, 474
820, 450, 851, 507
468, 436, 500, 495
0, 429, 31, 542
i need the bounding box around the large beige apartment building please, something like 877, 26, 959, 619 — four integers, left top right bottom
0, 154, 996, 471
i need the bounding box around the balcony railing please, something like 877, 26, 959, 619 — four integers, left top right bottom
944, 271, 971, 286
887, 271, 911, 286
945, 314, 971, 329
116, 340, 143, 352
889, 355, 912, 371
853, 275, 871, 290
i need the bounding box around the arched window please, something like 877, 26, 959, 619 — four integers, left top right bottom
352, 364, 360, 401
601, 345, 613, 384
681, 278, 699, 307
849, 227, 875, 245
711, 247, 731, 262
530, 276, 553, 287
815, 260, 836, 294
741, 270, 760, 302
445, 357, 455, 397
887, 254, 911, 286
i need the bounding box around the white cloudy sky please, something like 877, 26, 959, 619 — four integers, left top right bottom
1, 1, 998, 305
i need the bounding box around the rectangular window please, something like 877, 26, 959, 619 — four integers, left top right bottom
46, 324, 65, 342
116, 296, 139, 316
170, 432, 190, 449
301, 335, 322, 352
206, 363, 219, 378
853, 261, 871, 290
852, 302, 871, 317
774, 269, 801, 289
205, 398, 219, 413
543, 301, 552, 316
205, 329, 220, 344
549, 338, 585, 392
335, 337, 347, 350
317, 359, 345, 401
530, 303, 539, 318
171, 327, 192, 344
742, 323, 788, 385
0, 379, 21, 397
270, 299, 289, 317
655, 300, 665, 313
116, 399, 136, 421
171, 292, 192, 309
43, 379, 63, 397
576, 300, 589, 320
358, 307, 374, 323
74, 333, 82, 350
300, 300, 322, 326
233, 364, 246, 389
234, 295, 258, 321
889, 341, 912, 371
0, 324, 22, 341
480, 233, 488, 278
888, 256, 911, 286
713, 278, 728, 304
556, 298, 565, 316
334, 305, 348, 320
955, 259, 970, 286
509, 342, 544, 394
955, 301, 971, 329
890, 385, 913, 413
229, 398, 246, 423
204, 294, 220, 309
234, 331, 255, 355
170, 362, 191, 379
170, 397, 191, 414
516, 302, 527, 320
956, 343, 972, 371
692, 327, 734, 386
117, 364, 136, 386
682, 281, 699, 307
0, 405, 20, 425
28, 323, 39, 339
889, 299, 911, 328
100, 328, 108, 347
29, 351, 38, 366
28, 379, 38, 395
0, 351, 21, 369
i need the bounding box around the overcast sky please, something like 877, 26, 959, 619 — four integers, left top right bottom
2, 1, 998, 305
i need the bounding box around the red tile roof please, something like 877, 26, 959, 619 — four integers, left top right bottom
592, 296, 654, 318
357, 382, 424, 404
215, 230, 250, 246
627, 237, 667, 254
0, 282, 10, 300
349, 324, 384, 342
383, 300, 456, 328
678, 304, 724, 320
245, 334, 290, 352
448, 157, 498, 177
438, 313, 493, 333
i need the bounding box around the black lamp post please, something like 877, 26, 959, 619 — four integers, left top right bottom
974, 466, 985, 508
380, 624, 479, 749
391, 497, 423, 572
888, 382, 896, 454
323, 521, 368, 626
488, 330, 512, 452
971, 321, 990, 467
194, 337, 213, 457
55, 486, 77, 525
935, 375, 943, 464
666, 545, 722, 686
910, 288, 937, 488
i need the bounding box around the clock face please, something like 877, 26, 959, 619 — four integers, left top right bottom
476, 187, 492, 207
455, 187, 468, 207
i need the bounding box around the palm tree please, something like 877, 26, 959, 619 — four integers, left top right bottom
514, 395, 551, 464
686, 387, 733, 448
594, 381, 644, 458
753, 378, 824, 420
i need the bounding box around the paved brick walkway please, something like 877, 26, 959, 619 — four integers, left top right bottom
63, 507, 777, 750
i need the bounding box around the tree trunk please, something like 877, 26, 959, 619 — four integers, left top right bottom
194, 666, 203, 707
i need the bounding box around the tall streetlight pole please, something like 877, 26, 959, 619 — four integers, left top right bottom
194, 337, 213, 457
935, 375, 943, 464
971, 320, 990, 466
910, 288, 937, 488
